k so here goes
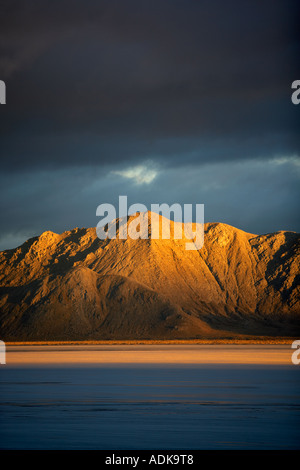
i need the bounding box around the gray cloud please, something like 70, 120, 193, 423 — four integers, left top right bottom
0, 0, 299, 248
0, 155, 299, 250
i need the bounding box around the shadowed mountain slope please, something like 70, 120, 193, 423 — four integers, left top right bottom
0, 212, 299, 340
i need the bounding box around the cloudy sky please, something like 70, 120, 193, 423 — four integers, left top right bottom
0, 0, 299, 250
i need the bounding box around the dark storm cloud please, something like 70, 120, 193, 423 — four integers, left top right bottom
0, 0, 299, 170
0, 0, 299, 249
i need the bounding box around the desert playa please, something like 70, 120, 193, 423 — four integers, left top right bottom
5, 344, 294, 366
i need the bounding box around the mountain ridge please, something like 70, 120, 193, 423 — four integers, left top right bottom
0, 212, 299, 340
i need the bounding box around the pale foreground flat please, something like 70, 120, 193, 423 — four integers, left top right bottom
6, 344, 294, 365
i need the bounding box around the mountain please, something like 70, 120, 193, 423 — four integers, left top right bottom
0, 212, 299, 340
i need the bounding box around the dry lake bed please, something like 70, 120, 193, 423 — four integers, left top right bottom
0, 344, 299, 449
3, 343, 295, 365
